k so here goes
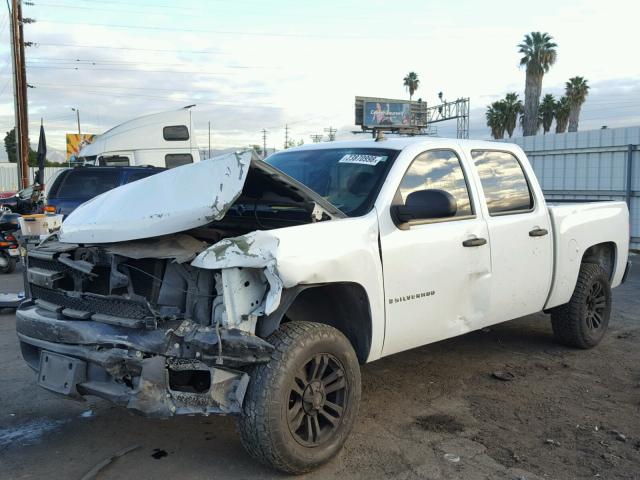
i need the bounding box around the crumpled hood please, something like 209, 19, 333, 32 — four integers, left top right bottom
59, 151, 251, 243
59, 150, 343, 244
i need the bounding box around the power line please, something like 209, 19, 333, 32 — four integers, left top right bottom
31, 42, 226, 55
31, 81, 268, 96
33, 19, 424, 40
27, 57, 273, 69
30, 84, 282, 109
30, 1, 226, 20
26, 64, 246, 76
75, 0, 211, 11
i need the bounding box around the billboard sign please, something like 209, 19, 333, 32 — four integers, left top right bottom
363, 101, 411, 127
66, 133, 96, 162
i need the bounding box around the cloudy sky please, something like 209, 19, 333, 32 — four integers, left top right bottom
0, 0, 638, 161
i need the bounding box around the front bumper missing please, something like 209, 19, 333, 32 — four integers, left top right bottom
16, 301, 271, 417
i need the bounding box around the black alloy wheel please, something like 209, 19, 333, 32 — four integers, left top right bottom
287, 353, 347, 447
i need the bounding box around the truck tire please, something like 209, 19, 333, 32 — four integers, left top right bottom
238, 321, 361, 474
551, 263, 611, 348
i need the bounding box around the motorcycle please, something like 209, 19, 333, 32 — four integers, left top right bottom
0, 211, 21, 274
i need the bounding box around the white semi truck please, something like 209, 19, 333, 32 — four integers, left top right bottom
76, 106, 201, 168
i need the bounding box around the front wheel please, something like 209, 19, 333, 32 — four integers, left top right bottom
238, 321, 361, 474
551, 263, 611, 348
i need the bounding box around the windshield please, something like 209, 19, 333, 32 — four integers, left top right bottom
266, 147, 399, 216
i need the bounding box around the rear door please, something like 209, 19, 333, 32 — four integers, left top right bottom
379, 148, 492, 356
468, 149, 553, 323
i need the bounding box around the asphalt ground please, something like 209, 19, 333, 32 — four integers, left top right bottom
1, 261, 638, 479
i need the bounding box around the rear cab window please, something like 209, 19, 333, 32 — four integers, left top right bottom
48, 170, 122, 199
471, 150, 534, 215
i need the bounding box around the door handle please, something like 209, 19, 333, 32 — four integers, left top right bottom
462, 237, 487, 247
529, 228, 548, 237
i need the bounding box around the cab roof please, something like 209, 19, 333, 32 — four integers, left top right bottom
280, 136, 514, 154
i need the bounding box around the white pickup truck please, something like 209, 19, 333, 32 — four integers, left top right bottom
16, 138, 630, 473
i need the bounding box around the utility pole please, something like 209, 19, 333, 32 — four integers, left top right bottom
208, 121, 211, 158
261, 129, 268, 159
9, 0, 30, 188
71, 107, 81, 134
324, 126, 337, 141
284, 124, 289, 149
310, 134, 323, 143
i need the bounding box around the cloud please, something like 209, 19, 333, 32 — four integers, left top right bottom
0, 0, 639, 162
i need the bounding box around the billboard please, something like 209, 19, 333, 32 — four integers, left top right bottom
66, 133, 96, 162
363, 101, 411, 127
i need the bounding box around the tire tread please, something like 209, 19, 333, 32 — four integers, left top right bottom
551, 263, 610, 349
238, 321, 359, 474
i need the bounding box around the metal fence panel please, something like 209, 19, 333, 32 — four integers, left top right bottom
0, 164, 66, 192
501, 126, 639, 249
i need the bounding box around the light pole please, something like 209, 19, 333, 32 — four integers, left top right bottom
71, 107, 81, 135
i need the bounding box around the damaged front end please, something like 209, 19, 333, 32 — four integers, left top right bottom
17, 237, 274, 416
16, 151, 343, 417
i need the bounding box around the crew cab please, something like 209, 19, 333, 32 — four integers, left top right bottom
16, 138, 630, 474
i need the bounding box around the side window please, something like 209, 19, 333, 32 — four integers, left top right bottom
397, 149, 473, 217
471, 150, 533, 215
163, 125, 189, 141
165, 153, 193, 168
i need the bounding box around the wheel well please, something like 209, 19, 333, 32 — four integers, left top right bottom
281, 283, 372, 364
581, 242, 616, 280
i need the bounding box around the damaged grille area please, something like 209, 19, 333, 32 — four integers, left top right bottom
30, 284, 152, 319
28, 256, 77, 275
26, 243, 162, 323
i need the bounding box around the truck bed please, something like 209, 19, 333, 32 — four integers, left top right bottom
545, 201, 629, 309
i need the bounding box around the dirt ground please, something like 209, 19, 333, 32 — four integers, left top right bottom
1, 262, 639, 480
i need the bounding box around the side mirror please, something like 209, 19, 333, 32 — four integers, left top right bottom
391, 189, 457, 223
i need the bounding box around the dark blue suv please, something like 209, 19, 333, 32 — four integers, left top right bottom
45, 166, 165, 217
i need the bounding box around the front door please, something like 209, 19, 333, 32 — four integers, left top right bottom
379, 148, 492, 356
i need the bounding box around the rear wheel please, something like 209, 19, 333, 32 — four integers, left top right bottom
238, 321, 361, 474
551, 263, 611, 348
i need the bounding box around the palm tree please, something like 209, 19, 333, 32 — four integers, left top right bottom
565, 76, 589, 132
518, 32, 557, 136
486, 101, 506, 139
403, 72, 419, 101
538, 94, 556, 134
502, 92, 523, 138
554, 96, 571, 133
